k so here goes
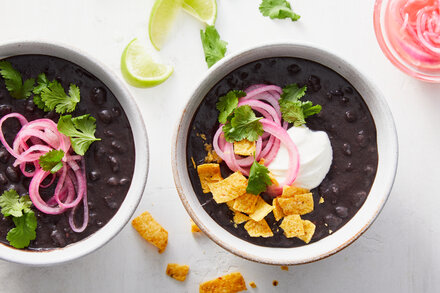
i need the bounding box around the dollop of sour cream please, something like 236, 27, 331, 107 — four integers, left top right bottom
269, 126, 333, 190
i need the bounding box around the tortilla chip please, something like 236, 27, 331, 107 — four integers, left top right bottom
199, 272, 247, 293
249, 282, 257, 288
190, 219, 201, 233
226, 200, 236, 211
319, 197, 325, 204
166, 263, 190, 282
297, 220, 316, 244
281, 185, 310, 198
277, 193, 314, 215
132, 211, 168, 253
244, 219, 274, 237
197, 164, 223, 193
249, 196, 274, 222
233, 193, 259, 214
233, 139, 256, 156
233, 211, 249, 224
281, 266, 289, 271
208, 172, 248, 204
280, 215, 304, 238
272, 198, 285, 221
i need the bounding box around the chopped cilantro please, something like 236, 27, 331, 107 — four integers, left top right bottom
0, 61, 35, 99
246, 160, 273, 195
40, 80, 80, 114
222, 105, 264, 142
259, 0, 301, 21
0, 189, 36, 249
216, 90, 246, 124
200, 25, 228, 68
279, 83, 321, 126
57, 114, 101, 155
38, 150, 65, 173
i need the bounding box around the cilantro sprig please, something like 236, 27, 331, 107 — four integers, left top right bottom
0, 189, 37, 249
57, 114, 101, 156
216, 90, 245, 124
33, 73, 51, 111
246, 160, 273, 195
200, 26, 228, 68
259, 0, 301, 21
279, 83, 322, 126
38, 150, 65, 173
222, 105, 264, 142
0, 61, 35, 99
39, 79, 81, 114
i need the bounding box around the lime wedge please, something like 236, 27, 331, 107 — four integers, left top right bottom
182, 0, 217, 25
121, 38, 173, 88
149, 0, 183, 50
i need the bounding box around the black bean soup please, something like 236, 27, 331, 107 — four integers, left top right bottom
0, 55, 135, 250
186, 57, 378, 248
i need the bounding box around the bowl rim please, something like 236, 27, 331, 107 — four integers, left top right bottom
172, 41, 398, 265
0, 40, 149, 265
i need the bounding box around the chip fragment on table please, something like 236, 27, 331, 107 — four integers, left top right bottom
166, 263, 190, 281
132, 211, 168, 253
199, 272, 247, 293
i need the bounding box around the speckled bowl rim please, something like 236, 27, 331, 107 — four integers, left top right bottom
172, 42, 398, 265
0, 40, 149, 266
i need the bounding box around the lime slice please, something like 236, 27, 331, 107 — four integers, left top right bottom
149, 0, 182, 50
121, 38, 173, 88
182, 0, 217, 25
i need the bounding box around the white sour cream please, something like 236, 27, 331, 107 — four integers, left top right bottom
269, 126, 333, 190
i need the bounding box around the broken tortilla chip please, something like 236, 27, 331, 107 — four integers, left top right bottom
278, 193, 314, 215
281, 185, 310, 198
233, 193, 259, 214
132, 211, 168, 253
190, 219, 201, 233
272, 198, 285, 221
297, 220, 316, 244
199, 272, 247, 293
208, 172, 248, 204
166, 263, 190, 282
197, 163, 223, 193
244, 219, 274, 237
233, 139, 256, 156
249, 196, 274, 222
233, 211, 249, 224
280, 215, 305, 238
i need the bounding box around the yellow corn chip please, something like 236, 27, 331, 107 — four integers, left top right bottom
249, 196, 274, 222
166, 263, 190, 282
281, 266, 289, 271
199, 272, 247, 293
233, 139, 256, 156
278, 193, 314, 215
197, 163, 223, 193
249, 282, 257, 288
280, 215, 305, 238
297, 220, 316, 243
233, 212, 249, 224
190, 219, 201, 233
233, 193, 259, 214
244, 219, 274, 237
319, 197, 325, 204
208, 172, 248, 204
272, 198, 285, 221
281, 185, 310, 198
226, 200, 236, 211
132, 211, 168, 253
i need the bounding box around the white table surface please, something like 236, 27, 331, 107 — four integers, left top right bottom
0, 0, 439, 292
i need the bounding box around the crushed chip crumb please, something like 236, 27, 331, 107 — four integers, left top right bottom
272, 198, 285, 221
166, 263, 190, 282
278, 193, 314, 215
197, 163, 223, 193
208, 172, 248, 204
319, 197, 325, 204
272, 280, 279, 286
249, 281, 257, 288
190, 219, 201, 233
281, 266, 289, 271
233, 211, 249, 224
244, 219, 274, 237
280, 215, 304, 238
297, 220, 316, 244
132, 211, 168, 253
191, 157, 196, 169
204, 143, 222, 163
199, 272, 247, 293
249, 196, 274, 221
233, 139, 256, 156
197, 133, 207, 141
282, 185, 310, 198
233, 193, 259, 214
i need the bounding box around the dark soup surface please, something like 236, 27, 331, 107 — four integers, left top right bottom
186, 57, 378, 248
0, 55, 135, 250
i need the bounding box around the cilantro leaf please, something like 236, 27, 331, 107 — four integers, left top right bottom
33, 73, 50, 95
200, 25, 228, 68
246, 160, 273, 195
279, 83, 321, 126
38, 150, 64, 173
216, 90, 246, 124
57, 114, 101, 155
222, 105, 263, 142
0, 61, 35, 99
259, 0, 301, 21
0, 190, 32, 218
6, 211, 37, 249
40, 81, 80, 114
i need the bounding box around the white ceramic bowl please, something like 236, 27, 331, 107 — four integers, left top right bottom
172, 42, 398, 265
0, 40, 149, 265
